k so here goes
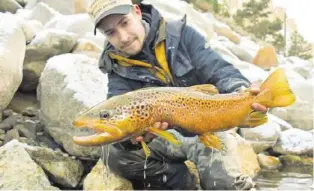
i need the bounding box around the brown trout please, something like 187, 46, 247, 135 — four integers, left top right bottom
72, 68, 296, 157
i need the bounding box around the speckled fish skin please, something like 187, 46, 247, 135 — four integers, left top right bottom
72, 68, 296, 149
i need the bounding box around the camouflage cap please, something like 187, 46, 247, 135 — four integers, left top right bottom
87, 0, 133, 34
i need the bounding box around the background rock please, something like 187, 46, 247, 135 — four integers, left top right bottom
0, 13, 26, 111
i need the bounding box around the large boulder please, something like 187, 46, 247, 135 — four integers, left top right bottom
83, 159, 133, 190
38, 53, 108, 158
0, 0, 22, 14
0, 140, 59, 190
0, 13, 26, 111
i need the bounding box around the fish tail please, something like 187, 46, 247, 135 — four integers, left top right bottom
257, 68, 296, 108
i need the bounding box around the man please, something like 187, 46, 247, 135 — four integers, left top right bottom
87, 0, 267, 189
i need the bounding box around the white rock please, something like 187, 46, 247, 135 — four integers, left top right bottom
142, 0, 214, 42
38, 53, 107, 157
16, 2, 60, 26
0, 140, 59, 190
0, 13, 25, 111
272, 128, 313, 156
44, 13, 94, 37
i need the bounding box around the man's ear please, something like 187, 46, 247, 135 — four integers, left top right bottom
132, 4, 142, 18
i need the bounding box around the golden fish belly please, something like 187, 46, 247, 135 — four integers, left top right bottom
150, 92, 254, 134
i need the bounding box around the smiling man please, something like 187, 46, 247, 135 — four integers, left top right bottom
87, 0, 266, 189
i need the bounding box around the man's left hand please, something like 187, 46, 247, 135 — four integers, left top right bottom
248, 84, 268, 113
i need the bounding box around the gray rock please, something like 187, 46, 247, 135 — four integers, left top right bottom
24, 29, 79, 63
25, 145, 84, 188
38, 54, 107, 158
272, 128, 313, 156
0, 0, 22, 13
0, 114, 22, 131
0, 140, 59, 190
3, 128, 20, 144
239, 121, 281, 153
15, 123, 36, 140
20, 61, 46, 92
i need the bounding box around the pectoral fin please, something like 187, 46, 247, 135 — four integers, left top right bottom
199, 132, 223, 150
148, 127, 182, 146
189, 84, 219, 94
140, 140, 151, 159
241, 111, 268, 127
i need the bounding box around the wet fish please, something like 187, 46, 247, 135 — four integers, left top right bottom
72, 68, 296, 158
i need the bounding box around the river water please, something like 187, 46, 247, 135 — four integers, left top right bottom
254, 166, 313, 190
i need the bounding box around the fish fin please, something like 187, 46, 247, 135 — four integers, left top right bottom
199, 133, 223, 150
241, 111, 268, 127
148, 127, 182, 146
140, 140, 151, 159
189, 84, 219, 94
258, 68, 296, 107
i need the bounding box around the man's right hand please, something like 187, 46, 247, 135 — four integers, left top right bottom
130, 122, 169, 144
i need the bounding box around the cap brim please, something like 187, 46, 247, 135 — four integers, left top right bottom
94, 5, 132, 35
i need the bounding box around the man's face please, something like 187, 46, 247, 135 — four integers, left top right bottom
97, 5, 145, 56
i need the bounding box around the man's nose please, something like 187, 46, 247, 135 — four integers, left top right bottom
118, 29, 130, 42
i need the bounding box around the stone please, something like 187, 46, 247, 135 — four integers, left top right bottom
257, 153, 282, 170
0, 13, 26, 111
0, 140, 59, 190
0, 0, 22, 14
252, 45, 278, 70
83, 159, 133, 190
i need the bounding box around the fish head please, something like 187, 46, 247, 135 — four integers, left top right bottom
72, 94, 152, 146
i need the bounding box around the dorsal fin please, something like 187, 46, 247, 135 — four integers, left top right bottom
189, 84, 219, 94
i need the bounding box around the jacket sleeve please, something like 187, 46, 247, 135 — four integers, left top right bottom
181, 25, 251, 93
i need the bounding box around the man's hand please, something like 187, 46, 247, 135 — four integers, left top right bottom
249, 84, 268, 113
131, 122, 169, 144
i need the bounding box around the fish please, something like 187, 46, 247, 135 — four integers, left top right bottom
72, 68, 296, 158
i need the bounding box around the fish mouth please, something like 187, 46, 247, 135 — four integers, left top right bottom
72, 117, 126, 146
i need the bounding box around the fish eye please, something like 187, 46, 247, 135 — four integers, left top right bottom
100, 111, 110, 119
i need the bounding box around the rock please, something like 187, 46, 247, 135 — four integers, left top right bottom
222, 40, 253, 63
142, 0, 214, 42
19, 19, 43, 43
71, 38, 102, 59
2, 109, 14, 119
239, 121, 281, 153
83, 159, 133, 190
16, 2, 60, 26
252, 45, 278, 70
15, 123, 37, 140
0, 13, 26, 111
25, 145, 84, 188
285, 56, 313, 79
38, 53, 108, 158
22, 107, 39, 117
44, 14, 94, 37
216, 131, 261, 178
213, 22, 241, 44
257, 153, 282, 170
279, 155, 313, 166
267, 113, 293, 131
272, 128, 313, 156
0, 114, 22, 131
7, 91, 39, 114
24, 29, 79, 63
25, 0, 88, 15
20, 61, 46, 92
3, 128, 20, 144
0, 140, 59, 190
0, 0, 23, 14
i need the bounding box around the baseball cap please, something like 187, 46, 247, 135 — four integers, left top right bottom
87, 0, 133, 35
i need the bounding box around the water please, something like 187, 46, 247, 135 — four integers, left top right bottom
254, 166, 313, 190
